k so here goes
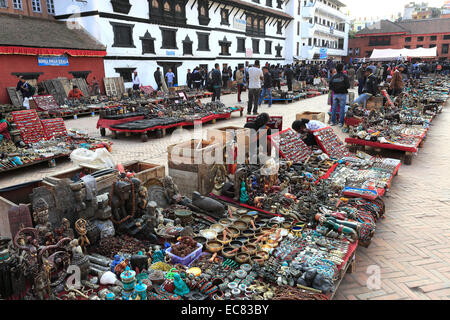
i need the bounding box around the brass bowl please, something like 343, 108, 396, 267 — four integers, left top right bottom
193, 236, 207, 245
268, 222, 280, 229
251, 255, 266, 266
237, 209, 248, 216
235, 252, 250, 264
241, 244, 257, 256
256, 250, 269, 260
281, 221, 293, 229
230, 240, 243, 248
217, 234, 232, 246
222, 246, 238, 259
232, 220, 248, 231
247, 237, 260, 247
236, 236, 249, 244
200, 229, 218, 240
219, 218, 232, 227
227, 227, 240, 238
239, 215, 254, 224
242, 229, 255, 238
261, 227, 273, 234
210, 223, 225, 234
205, 240, 223, 253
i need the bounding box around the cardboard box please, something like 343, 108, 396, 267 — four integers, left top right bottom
296, 112, 326, 123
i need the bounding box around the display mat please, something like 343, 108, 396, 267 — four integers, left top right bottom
313, 127, 352, 160
33, 95, 59, 111
12, 110, 46, 144
246, 116, 283, 131
41, 118, 68, 140
269, 128, 312, 163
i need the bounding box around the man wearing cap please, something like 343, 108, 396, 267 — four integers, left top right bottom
352, 68, 378, 108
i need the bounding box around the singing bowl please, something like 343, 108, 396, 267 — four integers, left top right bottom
241, 244, 257, 256
232, 220, 248, 231
221, 246, 238, 259
235, 252, 250, 264
230, 240, 243, 248
205, 240, 223, 253
226, 227, 240, 238
217, 234, 232, 246
210, 223, 225, 234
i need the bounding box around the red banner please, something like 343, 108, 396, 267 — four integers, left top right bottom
0, 46, 107, 57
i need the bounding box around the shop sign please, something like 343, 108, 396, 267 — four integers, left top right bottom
246, 48, 253, 58
319, 48, 328, 59
38, 55, 69, 66
233, 17, 246, 31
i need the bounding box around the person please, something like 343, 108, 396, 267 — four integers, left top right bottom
187, 69, 193, 89
329, 63, 350, 127
154, 67, 162, 91
353, 68, 378, 108
258, 67, 273, 108
347, 65, 355, 89
68, 85, 84, 99
389, 64, 405, 97
412, 62, 420, 80
233, 67, 238, 82
132, 71, 141, 90
0, 113, 11, 143
292, 119, 326, 146
356, 62, 368, 95
210, 63, 222, 102
285, 65, 294, 92
222, 65, 230, 89
200, 67, 207, 88
16, 76, 35, 108
375, 62, 384, 84
165, 69, 175, 87
299, 64, 307, 88
244, 112, 271, 159
271, 65, 282, 91
247, 60, 264, 115
192, 67, 202, 90
236, 65, 245, 103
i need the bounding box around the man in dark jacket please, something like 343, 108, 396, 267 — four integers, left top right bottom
154, 68, 162, 91
329, 63, 350, 127
356, 62, 368, 95
271, 66, 281, 90
352, 68, 378, 108
211, 63, 222, 102
285, 65, 295, 91
187, 69, 193, 89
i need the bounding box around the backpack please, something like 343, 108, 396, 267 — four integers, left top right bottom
206, 71, 214, 91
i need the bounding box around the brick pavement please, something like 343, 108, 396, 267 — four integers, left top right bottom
1, 88, 449, 300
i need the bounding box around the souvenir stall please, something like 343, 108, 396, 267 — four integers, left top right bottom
344, 79, 449, 165
0, 110, 112, 172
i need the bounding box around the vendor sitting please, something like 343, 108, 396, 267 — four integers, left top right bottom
244, 113, 271, 160
292, 119, 326, 146
0, 113, 11, 143
68, 85, 85, 99
352, 68, 378, 108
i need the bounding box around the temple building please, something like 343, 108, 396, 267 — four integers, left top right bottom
53, 0, 293, 89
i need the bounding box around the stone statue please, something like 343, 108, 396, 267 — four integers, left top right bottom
211, 165, 227, 196
75, 219, 90, 253
163, 176, 182, 204
233, 167, 248, 201
32, 199, 53, 246
239, 181, 249, 204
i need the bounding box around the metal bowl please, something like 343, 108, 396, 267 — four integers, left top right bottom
232, 220, 248, 231
200, 229, 218, 240
241, 244, 257, 256
218, 218, 232, 227
236, 236, 249, 244
193, 236, 207, 245
221, 246, 238, 259
230, 240, 243, 248
235, 252, 250, 264
227, 226, 240, 238
205, 240, 223, 253
210, 223, 225, 233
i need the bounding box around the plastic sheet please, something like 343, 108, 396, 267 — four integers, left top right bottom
70, 147, 115, 169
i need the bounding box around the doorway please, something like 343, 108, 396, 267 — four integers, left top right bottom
157, 62, 182, 86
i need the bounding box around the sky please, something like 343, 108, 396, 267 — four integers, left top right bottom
341, 0, 446, 20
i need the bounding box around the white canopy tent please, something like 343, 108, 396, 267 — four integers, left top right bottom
369, 47, 437, 61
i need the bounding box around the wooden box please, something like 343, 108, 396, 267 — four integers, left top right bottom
167, 139, 221, 196
0, 180, 47, 238
296, 112, 326, 123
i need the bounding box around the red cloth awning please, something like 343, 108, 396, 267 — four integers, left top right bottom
0, 46, 107, 57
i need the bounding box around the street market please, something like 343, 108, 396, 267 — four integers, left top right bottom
0, 0, 450, 306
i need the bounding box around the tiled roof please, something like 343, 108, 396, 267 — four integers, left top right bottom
0, 13, 106, 50
356, 18, 450, 36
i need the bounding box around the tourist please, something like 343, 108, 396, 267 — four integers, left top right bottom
356, 62, 368, 95
375, 62, 384, 84
187, 69, 193, 89
68, 85, 84, 99
192, 67, 202, 90
292, 119, 326, 146
347, 65, 355, 89
271, 65, 282, 90
154, 67, 162, 91
132, 71, 141, 90
247, 60, 264, 115
258, 67, 273, 108
389, 64, 405, 97
222, 65, 230, 89
210, 63, 222, 102
165, 69, 175, 88
329, 63, 350, 127
236, 65, 245, 103
285, 65, 294, 92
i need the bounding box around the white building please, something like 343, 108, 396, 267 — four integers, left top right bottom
53, 0, 292, 89
285, 0, 350, 64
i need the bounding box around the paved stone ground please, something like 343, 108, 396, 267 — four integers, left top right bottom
1, 88, 449, 300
